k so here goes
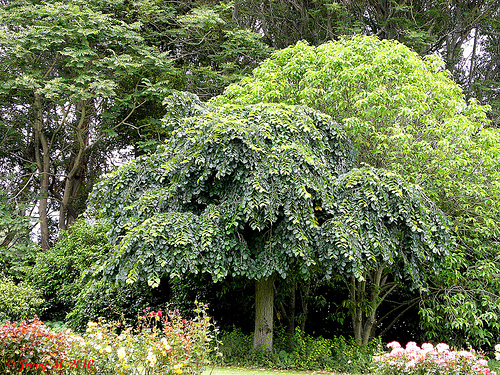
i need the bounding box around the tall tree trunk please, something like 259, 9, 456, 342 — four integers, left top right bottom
254, 276, 274, 351
34, 93, 50, 250
59, 101, 88, 231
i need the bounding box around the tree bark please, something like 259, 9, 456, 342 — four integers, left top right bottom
34, 93, 50, 250
59, 101, 88, 231
254, 276, 274, 351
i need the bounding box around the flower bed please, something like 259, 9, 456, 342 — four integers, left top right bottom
0, 302, 218, 374
373, 341, 494, 375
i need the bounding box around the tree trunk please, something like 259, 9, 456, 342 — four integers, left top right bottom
34, 93, 50, 250
298, 280, 310, 332
254, 276, 274, 351
59, 101, 89, 231
349, 266, 398, 346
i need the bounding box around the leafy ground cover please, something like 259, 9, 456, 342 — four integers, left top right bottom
204, 367, 350, 375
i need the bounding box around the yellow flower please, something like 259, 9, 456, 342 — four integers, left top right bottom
173, 364, 182, 374
161, 337, 172, 351
86, 321, 98, 332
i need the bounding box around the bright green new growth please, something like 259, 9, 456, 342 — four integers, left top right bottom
212, 34, 500, 347
212, 35, 496, 236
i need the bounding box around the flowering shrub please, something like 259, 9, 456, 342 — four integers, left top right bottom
0, 316, 84, 373
495, 344, 500, 361
78, 302, 219, 375
373, 341, 495, 375
0, 303, 218, 374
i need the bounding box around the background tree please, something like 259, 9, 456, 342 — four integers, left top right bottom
0, 1, 173, 248
229, 0, 500, 126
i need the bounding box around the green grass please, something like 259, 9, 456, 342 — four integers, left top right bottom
203, 366, 352, 375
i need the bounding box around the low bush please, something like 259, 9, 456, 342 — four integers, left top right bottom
373, 341, 494, 375
0, 274, 44, 322
217, 326, 379, 373
0, 316, 81, 374
80, 302, 218, 375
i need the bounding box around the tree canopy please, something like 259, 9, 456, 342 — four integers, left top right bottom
0, 1, 174, 248
213, 35, 498, 241
88, 95, 450, 348
213, 34, 500, 347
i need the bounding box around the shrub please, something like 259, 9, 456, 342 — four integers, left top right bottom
373, 341, 495, 375
217, 326, 378, 372
0, 274, 44, 322
29, 219, 110, 322
0, 316, 84, 374
66, 278, 165, 333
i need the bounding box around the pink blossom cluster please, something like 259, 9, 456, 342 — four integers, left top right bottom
373, 341, 495, 375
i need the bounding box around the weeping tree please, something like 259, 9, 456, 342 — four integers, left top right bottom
88, 95, 450, 349
317, 167, 451, 345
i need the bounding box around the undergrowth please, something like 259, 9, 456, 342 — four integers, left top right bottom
215, 327, 381, 374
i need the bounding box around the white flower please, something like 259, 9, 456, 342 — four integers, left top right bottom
147, 350, 157, 367
117, 347, 126, 360
161, 337, 172, 351
105, 345, 112, 353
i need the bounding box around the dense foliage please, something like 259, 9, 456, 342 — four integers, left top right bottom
87, 96, 450, 349
0, 274, 44, 322
213, 35, 500, 347
218, 327, 380, 373
2, 0, 500, 363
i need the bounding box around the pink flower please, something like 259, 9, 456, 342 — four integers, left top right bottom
421, 343, 434, 351
436, 343, 450, 353
387, 341, 401, 349
477, 359, 489, 367
405, 341, 418, 351
158, 311, 162, 317
457, 350, 474, 358
391, 347, 405, 356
